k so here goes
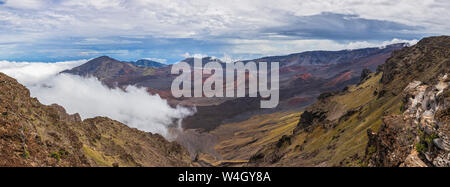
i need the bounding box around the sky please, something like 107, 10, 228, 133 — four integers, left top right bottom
0, 0, 449, 63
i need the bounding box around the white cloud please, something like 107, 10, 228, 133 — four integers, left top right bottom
217, 53, 241, 63
143, 57, 167, 63
2, 0, 47, 10
0, 0, 447, 61
0, 61, 194, 138
1, 0, 448, 39
74, 38, 142, 45
181, 52, 209, 59
225, 38, 419, 56
0, 60, 86, 85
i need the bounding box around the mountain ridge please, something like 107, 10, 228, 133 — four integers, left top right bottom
128, 59, 167, 68
0, 72, 192, 167
245, 36, 449, 167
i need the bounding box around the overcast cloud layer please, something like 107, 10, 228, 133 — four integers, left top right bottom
0, 0, 448, 62
0, 60, 194, 138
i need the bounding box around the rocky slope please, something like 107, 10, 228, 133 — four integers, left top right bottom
0, 72, 192, 167
366, 66, 449, 165
247, 36, 450, 167
363, 36, 450, 167
212, 111, 301, 166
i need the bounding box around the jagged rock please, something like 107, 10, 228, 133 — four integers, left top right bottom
366, 73, 450, 167
276, 135, 292, 148
317, 91, 339, 100
365, 115, 417, 167
359, 68, 372, 84
401, 150, 428, 167
433, 153, 450, 167
50, 104, 82, 123
433, 138, 449, 151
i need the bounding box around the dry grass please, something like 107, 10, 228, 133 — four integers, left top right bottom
211, 110, 301, 162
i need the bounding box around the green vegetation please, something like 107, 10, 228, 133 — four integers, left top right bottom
247, 72, 408, 166
50, 150, 69, 162
82, 145, 112, 166
22, 149, 30, 159
306, 73, 401, 165
50, 152, 61, 162
416, 142, 427, 153
212, 111, 301, 162
367, 145, 377, 155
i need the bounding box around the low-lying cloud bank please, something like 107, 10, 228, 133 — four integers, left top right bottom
0, 60, 193, 138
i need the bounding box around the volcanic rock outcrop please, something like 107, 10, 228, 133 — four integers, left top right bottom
248, 36, 450, 167
366, 74, 449, 167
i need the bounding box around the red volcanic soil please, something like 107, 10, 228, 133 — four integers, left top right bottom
364, 53, 392, 67
288, 96, 314, 106
324, 70, 356, 87
280, 66, 307, 74
295, 73, 313, 81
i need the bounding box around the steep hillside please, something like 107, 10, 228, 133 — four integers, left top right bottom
365, 36, 450, 166
177, 110, 301, 167
366, 74, 449, 167
0, 72, 192, 167
247, 36, 450, 167
212, 111, 301, 166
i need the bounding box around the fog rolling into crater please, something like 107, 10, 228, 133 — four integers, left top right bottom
0, 60, 194, 138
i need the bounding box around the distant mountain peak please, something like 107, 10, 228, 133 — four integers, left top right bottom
130, 59, 167, 68
89, 56, 118, 62
180, 56, 224, 65
61, 56, 137, 81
